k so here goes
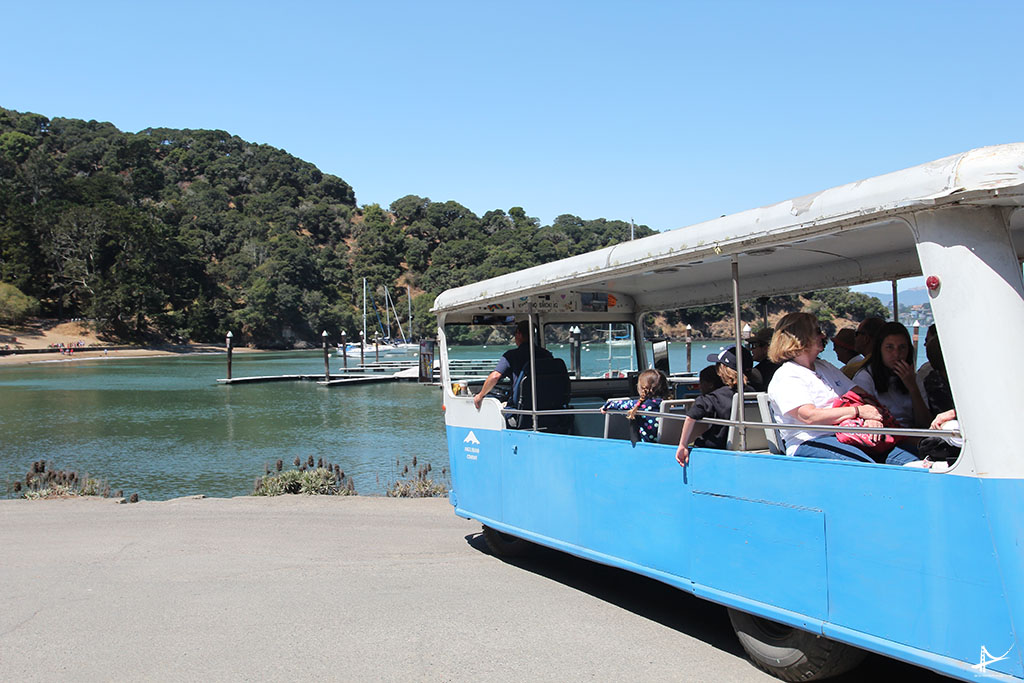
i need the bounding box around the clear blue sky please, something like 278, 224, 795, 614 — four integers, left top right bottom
4, 0, 1021, 240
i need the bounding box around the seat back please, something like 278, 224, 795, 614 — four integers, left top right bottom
757, 392, 786, 454
724, 393, 778, 450
657, 398, 695, 445
514, 356, 572, 433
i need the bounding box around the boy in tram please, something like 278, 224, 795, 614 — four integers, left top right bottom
675, 346, 754, 466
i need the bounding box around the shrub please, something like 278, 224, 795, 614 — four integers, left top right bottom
254, 464, 356, 496
0, 282, 40, 325
7, 460, 119, 500
385, 459, 449, 498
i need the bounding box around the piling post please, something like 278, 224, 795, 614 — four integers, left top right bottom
570, 325, 582, 379
341, 330, 348, 370
912, 320, 920, 365
685, 324, 692, 373
322, 330, 329, 381
360, 331, 365, 366
375, 337, 380, 363
226, 331, 233, 381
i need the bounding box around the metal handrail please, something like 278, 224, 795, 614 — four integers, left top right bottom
500, 406, 962, 441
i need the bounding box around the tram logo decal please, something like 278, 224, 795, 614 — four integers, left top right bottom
463, 431, 481, 459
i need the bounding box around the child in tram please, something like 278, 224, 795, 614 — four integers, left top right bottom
601, 369, 670, 443
675, 346, 753, 466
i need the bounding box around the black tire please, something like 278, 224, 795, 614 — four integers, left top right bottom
481, 525, 533, 558
728, 608, 866, 681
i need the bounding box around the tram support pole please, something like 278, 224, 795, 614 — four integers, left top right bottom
527, 310, 538, 432
731, 256, 746, 451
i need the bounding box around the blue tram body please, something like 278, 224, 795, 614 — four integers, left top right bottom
435, 145, 1024, 680
447, 426, 1021, 680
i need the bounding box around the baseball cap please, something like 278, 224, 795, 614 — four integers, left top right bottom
707, 345, 754, 371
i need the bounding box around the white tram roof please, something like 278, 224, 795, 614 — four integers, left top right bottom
433, 144, 1024, 319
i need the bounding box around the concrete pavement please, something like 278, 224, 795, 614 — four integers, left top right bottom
0, 496, 943, 681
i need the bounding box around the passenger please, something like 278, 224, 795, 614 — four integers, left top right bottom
915, 324, 938, 386
766, 312, 921, 465
473, 320, 554, 410
601, 369, 670, 443
920, 326, 954, 415
841, 316, 885, 379
675, 346, 753, 466
698, 364, 724, 395
832, 328, 858, 365
851, 322, 930, 428
747, 328, 780, 389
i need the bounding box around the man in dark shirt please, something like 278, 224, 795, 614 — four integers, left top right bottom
473, 320, 554, 409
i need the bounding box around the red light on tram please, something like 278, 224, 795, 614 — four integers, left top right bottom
926, 275, 940, 291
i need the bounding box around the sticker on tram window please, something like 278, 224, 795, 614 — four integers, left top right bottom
581, 292, 608, 312
471, 314, 515, 325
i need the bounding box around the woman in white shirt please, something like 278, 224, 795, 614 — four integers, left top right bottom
766, 312, 920, 465
851, 321, 931, 429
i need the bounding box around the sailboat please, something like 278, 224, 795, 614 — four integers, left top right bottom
382, 285, 418, 353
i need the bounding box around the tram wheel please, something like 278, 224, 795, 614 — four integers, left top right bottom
481, 525, 533, 558
727, 608, 865, 681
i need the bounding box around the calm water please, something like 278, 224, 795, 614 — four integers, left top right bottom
0, 338, 865, 500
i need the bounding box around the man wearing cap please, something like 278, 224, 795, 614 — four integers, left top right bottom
832, 328, 858, 365
675, 345, 754, 465
473, 320, 553, 410
841, 316, 885, 379
747, 327, 780, 389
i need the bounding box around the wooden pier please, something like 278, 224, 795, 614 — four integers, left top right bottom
217, 357, 444, 386
216, 353, 504, 387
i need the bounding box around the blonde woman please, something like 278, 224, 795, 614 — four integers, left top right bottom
766, 312, 920, 465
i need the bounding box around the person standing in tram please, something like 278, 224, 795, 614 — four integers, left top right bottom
473, 320, 553, 410
766, 312, 922, 465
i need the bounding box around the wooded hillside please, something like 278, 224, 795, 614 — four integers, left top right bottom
0, 106, 885, 346
0, 107, 659, 346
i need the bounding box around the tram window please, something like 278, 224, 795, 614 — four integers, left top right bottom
543, 323, 639, 379
443, 322, 517, 395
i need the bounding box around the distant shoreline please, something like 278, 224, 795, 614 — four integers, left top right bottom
0, 345, 260, 367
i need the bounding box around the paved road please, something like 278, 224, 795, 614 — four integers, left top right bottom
0, 496, 946, 681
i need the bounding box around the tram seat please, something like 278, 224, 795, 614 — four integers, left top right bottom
725, 393, 772, 452
602, 398, 635, 441
511, 357, 573, 433
756, 392, 786, 455
568, 397, 606, 438
657, 399, 695, 445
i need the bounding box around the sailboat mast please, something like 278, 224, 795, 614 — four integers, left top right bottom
386, 285, 407, 342
407, 286, 413, 341
362, 278, 366, 345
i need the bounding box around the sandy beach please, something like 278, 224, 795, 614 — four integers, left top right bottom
0, 318, 252, 366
